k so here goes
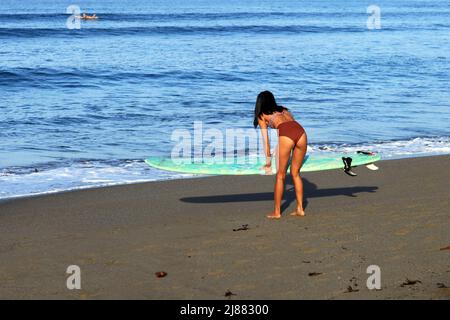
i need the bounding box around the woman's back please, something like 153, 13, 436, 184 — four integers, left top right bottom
268, 109, 295, 129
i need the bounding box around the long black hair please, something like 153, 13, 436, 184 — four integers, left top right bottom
253, 91, 287, 128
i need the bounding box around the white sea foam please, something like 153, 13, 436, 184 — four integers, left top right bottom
0, 160, 193, 200
309, 136, 450, 158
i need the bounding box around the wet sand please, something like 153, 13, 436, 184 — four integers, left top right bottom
0, 155, 449, 299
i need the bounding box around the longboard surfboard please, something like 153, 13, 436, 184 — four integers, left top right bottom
145, 151, 381, 176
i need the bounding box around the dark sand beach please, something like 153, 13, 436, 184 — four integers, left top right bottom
0, 155, 449, 300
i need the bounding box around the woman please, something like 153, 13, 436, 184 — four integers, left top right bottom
254, 91, 308, 219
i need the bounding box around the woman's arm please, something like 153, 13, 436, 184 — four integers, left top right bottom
258, 118, 272, 166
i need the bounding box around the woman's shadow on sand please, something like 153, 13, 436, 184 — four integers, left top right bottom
179, 177, 378, 212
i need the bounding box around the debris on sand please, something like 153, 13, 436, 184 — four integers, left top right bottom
155, 271, 168, 278
308, 272, 322, 277
345, 285, 360, 293
345, 277, 360, 293
437, 283, 448, 289
400, 278, 421, 287
233, 224, 249, 232
225, 290, 237, 298
439, 246, 450, 251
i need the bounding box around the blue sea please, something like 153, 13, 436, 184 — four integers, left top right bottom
1, 0, 449, 199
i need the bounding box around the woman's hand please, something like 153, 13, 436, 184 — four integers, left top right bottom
261, 157, 273, 175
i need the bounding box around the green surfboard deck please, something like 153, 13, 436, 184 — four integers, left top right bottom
145, 152, 381, 175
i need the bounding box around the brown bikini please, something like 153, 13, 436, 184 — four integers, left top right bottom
268, 110, 305, 144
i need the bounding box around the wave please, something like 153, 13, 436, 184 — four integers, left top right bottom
0, 25, 387, 39
2, 21, 449, 39
0, 67, 252, 89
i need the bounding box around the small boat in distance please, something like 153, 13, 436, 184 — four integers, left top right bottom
76, 13, 98, 20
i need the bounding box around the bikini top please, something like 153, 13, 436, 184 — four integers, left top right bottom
268, 109, 291, 128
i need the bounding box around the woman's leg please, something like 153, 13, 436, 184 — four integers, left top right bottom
289, 133, 308, 216
267, 136, 295, 219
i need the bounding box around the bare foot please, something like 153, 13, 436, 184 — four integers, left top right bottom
290, 209, 305, 217
267, 212, 281, 219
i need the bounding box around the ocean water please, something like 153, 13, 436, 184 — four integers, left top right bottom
1, 0, 449, 199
